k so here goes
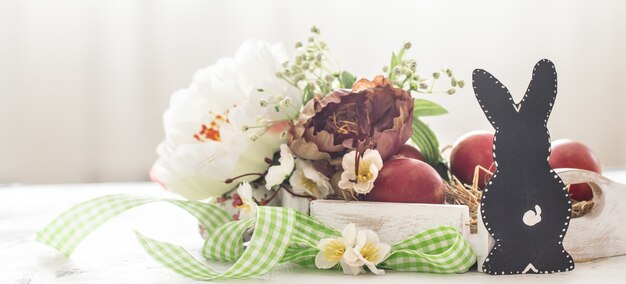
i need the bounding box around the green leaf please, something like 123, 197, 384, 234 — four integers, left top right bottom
413, 99, 448, 117
390, 52, 399, 69
410, 118, 441, 166
389, 52, 399, 79
302, 83, 314, 104
410, 119, 449, 181
339, 71, 356, 89
433, 160, 451, 182
397, 47, 407, 61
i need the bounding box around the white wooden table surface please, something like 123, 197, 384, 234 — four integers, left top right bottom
2, 170, 626, 284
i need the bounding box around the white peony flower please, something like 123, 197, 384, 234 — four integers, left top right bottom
337, 149, 383, 195
235, 182, 257, 220
152, 40, 301, 200
264, 144, 295, 189
289, 159, 333, 199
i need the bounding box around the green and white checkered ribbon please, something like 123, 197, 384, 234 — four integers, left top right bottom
37, 194, 476, 280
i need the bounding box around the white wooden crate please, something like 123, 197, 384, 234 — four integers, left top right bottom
310, 200, 470, 245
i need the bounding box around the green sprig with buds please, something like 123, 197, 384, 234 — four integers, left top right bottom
276, 26, 356, 105
384, 42, 464, 96
240, 88, 299, 142
383, 43, 464, 182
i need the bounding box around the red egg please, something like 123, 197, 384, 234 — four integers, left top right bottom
450, 131, 495, 189
367, 157, 445, 204
395, 144, 427, 162
550, 139, 602, 201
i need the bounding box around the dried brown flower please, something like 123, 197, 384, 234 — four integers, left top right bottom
289, 75, 413, 162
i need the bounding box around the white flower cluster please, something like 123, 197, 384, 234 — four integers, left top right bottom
264, 144, 384, 200
315, 223, 391, 275
264, 144, 332, 199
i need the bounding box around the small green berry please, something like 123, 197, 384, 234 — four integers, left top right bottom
280, 97, 291, 107
294, 74, 305, 82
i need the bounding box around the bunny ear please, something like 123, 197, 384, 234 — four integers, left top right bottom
519, 59, 557, 125
472, 68, 517, 129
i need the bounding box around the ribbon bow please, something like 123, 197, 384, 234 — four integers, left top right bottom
37, 194, 476, 280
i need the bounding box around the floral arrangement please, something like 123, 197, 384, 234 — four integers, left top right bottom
134, 27, 475, 277
36, 27, 605, 280
35, 27, 477, 280
150, 27, 597, 231
151, 27, 463, 214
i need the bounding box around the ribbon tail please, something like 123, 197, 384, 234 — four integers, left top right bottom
381, 225, 477, 273
137, 207, 297, 280
135, 231, 222, 280
36, 194, 230, 255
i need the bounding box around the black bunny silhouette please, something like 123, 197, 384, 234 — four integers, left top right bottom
472, 59, 574, 275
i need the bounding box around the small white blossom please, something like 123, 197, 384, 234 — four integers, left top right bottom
315, 223, 390, 276
348, 229, 391, 275
264, 144, 295, 189
289, 159, 333, 199
338, 149, 383, 195
236, 182, 257, 220
315, 224, 356, 270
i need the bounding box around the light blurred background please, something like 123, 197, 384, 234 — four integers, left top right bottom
1, 0, 625, 184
